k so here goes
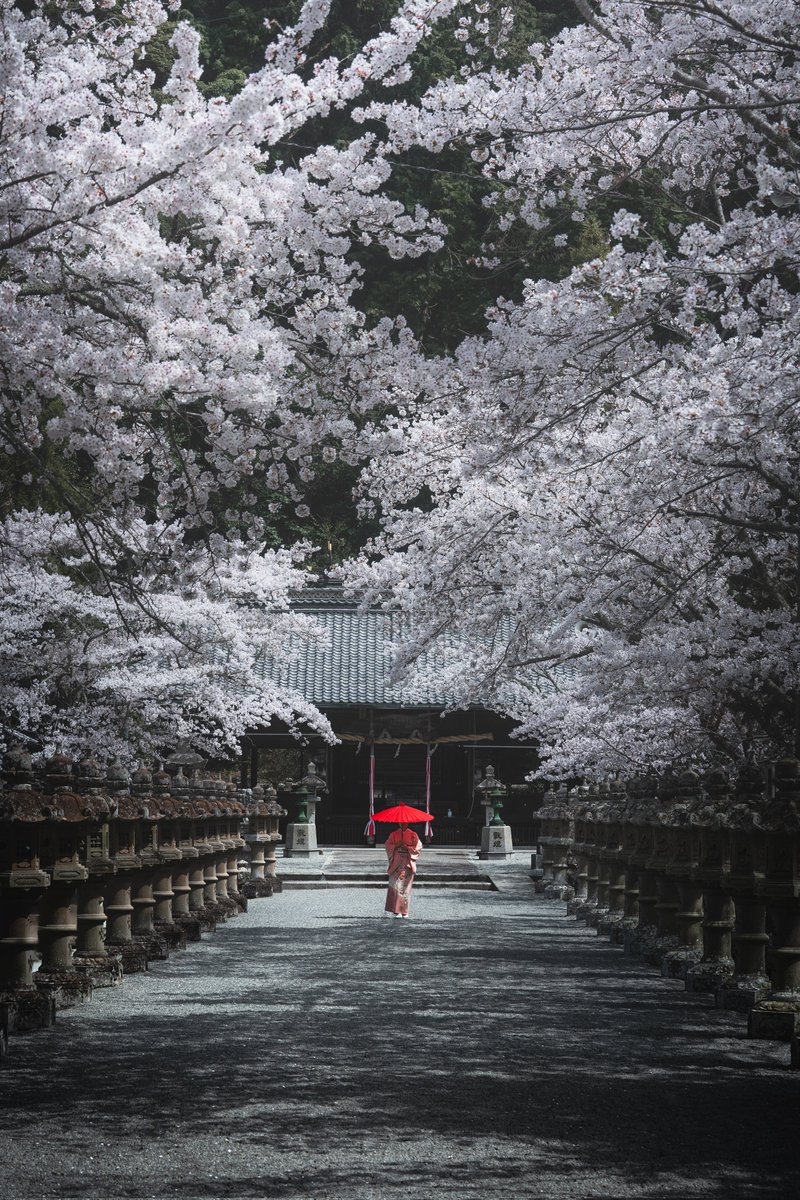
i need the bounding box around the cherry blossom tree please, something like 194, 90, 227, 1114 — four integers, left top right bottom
349, 0, 800, 777
0, 0, 462, 760
4, 0, 798, 778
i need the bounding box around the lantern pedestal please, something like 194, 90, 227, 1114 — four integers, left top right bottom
284, 823, 320, 858
479, 824, 513, 860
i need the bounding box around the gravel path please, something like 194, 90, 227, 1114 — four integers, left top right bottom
1, 858, 798, 1200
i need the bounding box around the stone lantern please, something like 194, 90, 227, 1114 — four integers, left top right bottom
301, 761, 326, 825
684, 768, 736, 995
543, 786, 576, 902
619, 781, 644, 942
263, 786, 286, 884
165, 743, 205, 779
641, 774, 682, 965
477, 767, 513, 860
716, 759, 770, 1012
33, 774, 94, 1010
2, 744, 33, 787
660, 770, 705, 979
624, 779, 660, 956
284, 761, 326, 859
241, 783, 287, 895
596, 780, 626, 937
588, 790, 612, 927
748, 757, 800, 1042
105, 757, 130, 793
75, 753, 104, 793
103, 794, 148, 974
567, 790, 594, 916
0, 778, 56, 1033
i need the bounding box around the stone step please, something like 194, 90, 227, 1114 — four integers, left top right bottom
280, 875, 495, 891
280, 874, 494, 883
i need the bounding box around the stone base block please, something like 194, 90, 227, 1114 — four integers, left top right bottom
191, 907, 218, 932
716, 975, 770, 1013
597, 914, 624, 940
134, 932, 169, 963
114, 942, 149, 974
623, 927, 655, 957
661, 947, 703, 980
174, 915, 203, 942
0, 987, 56, 1032
285, 822, 318, 857
154, 923, 188, 952
232, 893, 248, 913
642, 934, 679, 967
203, 901, 231, 925
748, 1000, 800, 1042
73, 951, 124, 989
619, 918, 640, 939
623, 930, 641, 955
684, 959, 734, 995
35, 969, 93, 1010
608, 920, 632, 947
241, 879, 273, 899
479, 825, 514, 860
543, 883, 574, 901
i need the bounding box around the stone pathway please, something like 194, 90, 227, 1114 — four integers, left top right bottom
1, 856, 798, 1199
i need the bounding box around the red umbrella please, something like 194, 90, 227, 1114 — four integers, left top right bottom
372, 803, 434, 824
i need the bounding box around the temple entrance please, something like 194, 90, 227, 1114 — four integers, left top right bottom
244, 588, 543, 843
246, 712, 543, 845
372, 741, 429, 809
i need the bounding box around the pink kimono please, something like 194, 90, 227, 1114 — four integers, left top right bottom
384, 827, 422, 916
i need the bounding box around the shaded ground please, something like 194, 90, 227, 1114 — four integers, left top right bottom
1, 854, 798, 1199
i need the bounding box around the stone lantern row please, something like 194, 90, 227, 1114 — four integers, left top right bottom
533, 758, 800, 1066
0, 750, 287, 1047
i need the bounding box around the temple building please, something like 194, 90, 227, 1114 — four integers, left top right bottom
245, 587, 543, 844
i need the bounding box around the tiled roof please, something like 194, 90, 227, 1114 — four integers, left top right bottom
257, 589, 495, 709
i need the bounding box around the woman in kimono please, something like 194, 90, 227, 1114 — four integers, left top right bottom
384, 822, 423, 918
